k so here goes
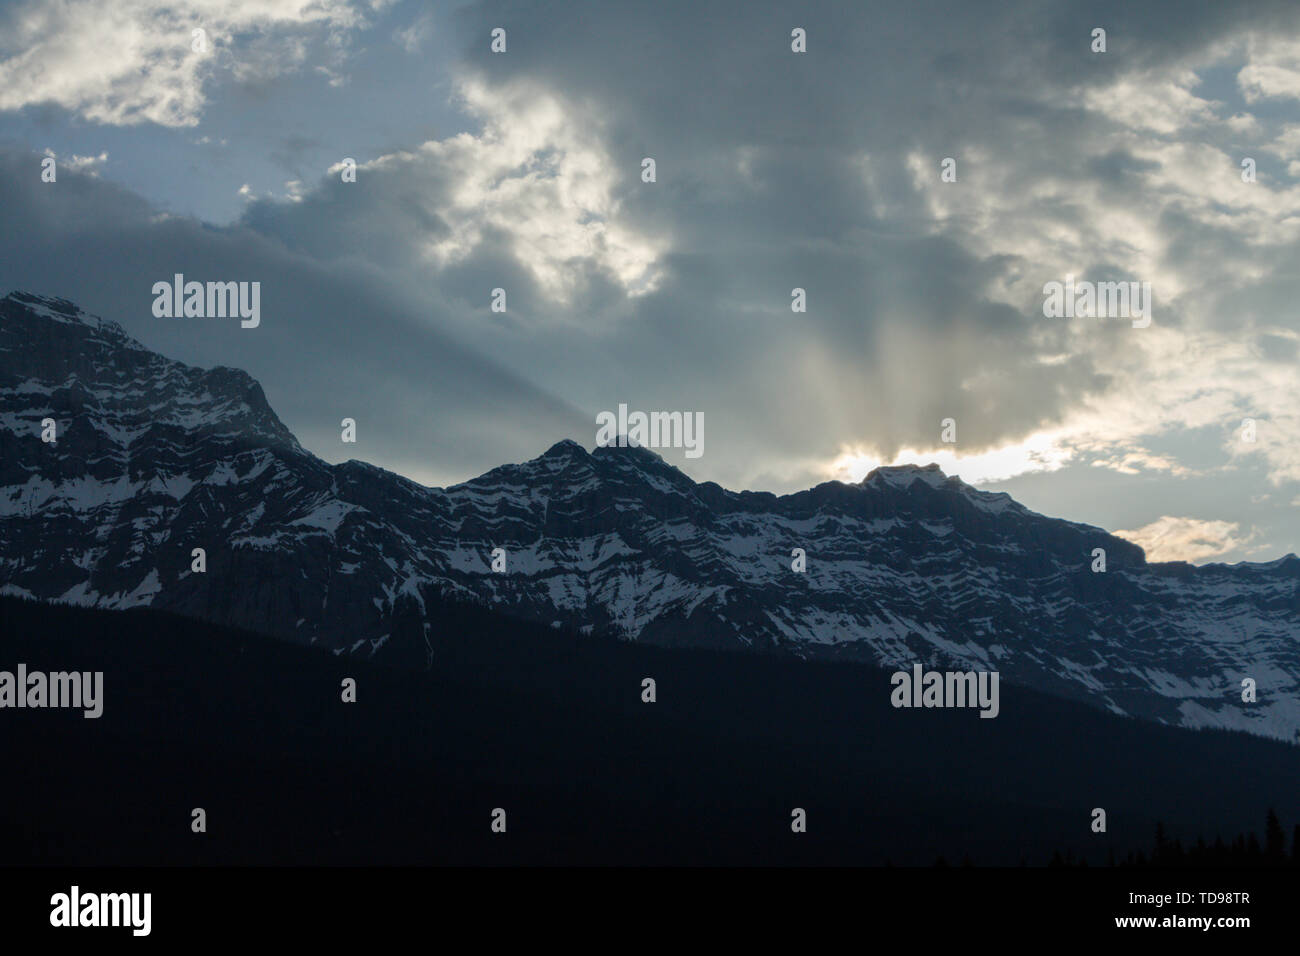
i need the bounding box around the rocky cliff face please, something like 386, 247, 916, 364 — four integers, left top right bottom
2, 291, 1297, 739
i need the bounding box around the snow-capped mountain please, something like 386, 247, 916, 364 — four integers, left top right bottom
2, 291, 1298, 739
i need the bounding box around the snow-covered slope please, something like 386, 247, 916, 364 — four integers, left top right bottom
2, 291, 1297, 739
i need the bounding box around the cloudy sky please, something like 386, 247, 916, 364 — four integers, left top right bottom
1, 0, 1298, 564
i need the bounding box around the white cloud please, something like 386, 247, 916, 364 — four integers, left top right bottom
43, 147, 108, 174
393, 11, 434, 53
897, 48, 1300, 493
0, 0, 379, 126
342, 77, 668, 306
1113, 516, 1253, 563
1080, 70, 1220, 135
1238, 35, 1300, 102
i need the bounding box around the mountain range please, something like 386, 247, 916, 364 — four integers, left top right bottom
1, 290, 1297, 740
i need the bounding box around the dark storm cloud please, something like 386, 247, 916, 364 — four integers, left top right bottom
436, 0, 1144, 468
0, 147, 588, 485
428, 1, 1299, 482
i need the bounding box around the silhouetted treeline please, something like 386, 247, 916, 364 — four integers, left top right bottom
1043, 809, 1300, 867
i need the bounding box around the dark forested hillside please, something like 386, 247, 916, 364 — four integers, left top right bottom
1, 595, 1296, 866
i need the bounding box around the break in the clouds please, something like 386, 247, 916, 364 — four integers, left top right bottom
1, 0, 1299, 564
1114, 516, 1254, 564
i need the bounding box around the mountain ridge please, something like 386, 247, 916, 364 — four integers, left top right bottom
1, 290, 1297, 740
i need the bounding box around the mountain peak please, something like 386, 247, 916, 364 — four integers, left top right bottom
5, 290, 82, 317
540, 438, 590, 460
863, 462, 952, 489
0, 290, 301, 455
2, 290, 141, 347
591, 440, 668, 463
